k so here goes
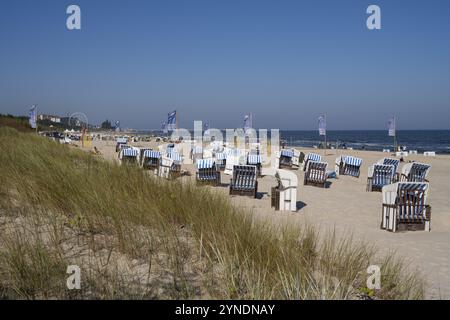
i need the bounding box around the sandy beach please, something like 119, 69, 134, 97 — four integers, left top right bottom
93, 139, 450, 299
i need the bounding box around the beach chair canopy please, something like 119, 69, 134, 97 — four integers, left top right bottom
167, 151, 182, 162
197, 158, 215, 169
402, 162, 431, 182
307, 153, 322, 162
143, 150, 160, 159
215, 152, 226, 160
380, 158, 400, 173
281, 149, 294, 158
122, 148, 139, 157
342, 156, 362, 167
116, 137, 127, 144
248, 154, 262, 165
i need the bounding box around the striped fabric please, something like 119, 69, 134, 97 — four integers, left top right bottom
343, 156, 363, 167
167, 151, 182, 162
248, 154, 262, 164
197, 158, 215, 169
307, 153, 321, 162
281, 149, 294, 158
143, 150, 160, 158
122, 148, 139, 157
192, 146, 203, 154
227, 149, 244, 157
382, 158, 400, 173
397, 183, 429, 219
231, 165, 257, 191
408, 163, 431, 182
215, 152, 226, 160
372, 164, 394, 188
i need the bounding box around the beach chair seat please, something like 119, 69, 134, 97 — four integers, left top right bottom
335, 155, 363, 177
367, 164, 395, 192
381, 182, 431, 232
401, 162, 431, 182
247, 154, 263, 176
377, 157, 400, 181
196, 158, 220, 186
229, 165, 258, 197
304, 161, 328, 188
302, 153, 322, 171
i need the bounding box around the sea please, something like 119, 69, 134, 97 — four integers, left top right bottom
134, 130, 450, 155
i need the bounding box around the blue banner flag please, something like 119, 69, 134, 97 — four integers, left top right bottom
29, 105, 37, 129
318, 115, 326, 136
167, 110, 177, 131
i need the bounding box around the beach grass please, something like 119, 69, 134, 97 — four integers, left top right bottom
0, 127, 425, 299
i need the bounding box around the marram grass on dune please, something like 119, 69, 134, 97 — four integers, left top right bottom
0, 127, 424, 299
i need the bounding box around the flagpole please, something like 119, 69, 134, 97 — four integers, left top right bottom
324, 114, 327, 155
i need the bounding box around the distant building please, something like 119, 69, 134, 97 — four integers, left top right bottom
38, 114, 61, 123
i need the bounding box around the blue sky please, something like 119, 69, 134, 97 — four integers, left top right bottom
1, 0, 449, 129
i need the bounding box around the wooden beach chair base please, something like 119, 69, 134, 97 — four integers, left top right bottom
229, 181, 258, 198
381, 204, 431, 232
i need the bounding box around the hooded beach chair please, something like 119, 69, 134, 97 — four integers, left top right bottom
229, 165, 258, 197
141, 150, 161, 171
401, 162, 431, 182
271, 169, 298, 212
279, 149, 294, 169
381, 182, 431, 232
215, 152, 226, 171
302, 153, 322, 171
247, 154, 263, 176
335, 155, 363, 177
366, 164, 395, 192
304, 161, 328, 188
196, 158, 220, 186
119, 147, 140, 165
167, 151, 183, 178
377, 157, 400, 181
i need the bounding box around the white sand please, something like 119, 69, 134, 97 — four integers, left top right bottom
92, 139, 450, 299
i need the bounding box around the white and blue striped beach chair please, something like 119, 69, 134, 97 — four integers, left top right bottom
279, 149, 294, 169
336, 155, 363, 177
378, 158, 400, 181
302, 153, 322, 171
304, 161, 328, 188
229, 165, 258, 198
215, 152, 227, 171
191, 145, 203, 162
382, 182, 431, 232
196, 158, 220, 185
367, 164, 395, 192
167, 151, 183, 177
401, 162, 431, 183
247, 154, 263, 176
141, 150, 161, 170
119, 147, 140, 165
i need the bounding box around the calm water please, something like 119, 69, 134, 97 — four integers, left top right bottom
136, 130, 450, 154
281, 130, 450, 154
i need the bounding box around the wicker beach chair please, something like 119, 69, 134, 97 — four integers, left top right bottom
141, 150, 161, 171
304, 161, 328, 188
196, 158, 220, 186
247, 154, 263, 176
335, 155, 363, 177
229, 165, 258, 197
215, 152, 226, 171
381, 182, 431, 232
167, 151, 182, 178
367, 164, 395, 192
302, 153, 322, 171
378, 157, 400, 181
119, 147, 140, 165
401, 162, 431, 182
279, 149, 294, 169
